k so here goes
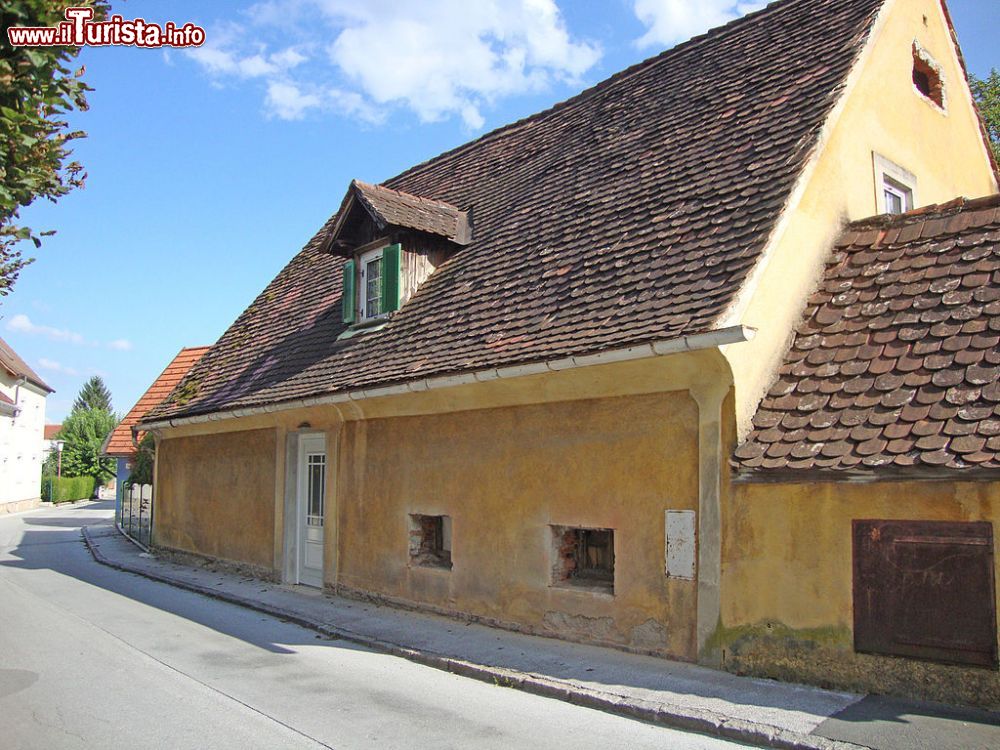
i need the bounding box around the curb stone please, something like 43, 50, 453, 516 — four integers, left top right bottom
81, 525, 870, 750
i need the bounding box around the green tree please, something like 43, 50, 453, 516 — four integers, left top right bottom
58, 407, 117, 485
1, 0, 108, 297
126, 432, 155, 486
72, 374, 113, 412
971, 69, 1000, 162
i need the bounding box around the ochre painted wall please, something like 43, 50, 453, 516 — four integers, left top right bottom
335, 391, 702, 659
723, 0, 999, 437
155, 428, 277, 570
720, 479, 1000, 708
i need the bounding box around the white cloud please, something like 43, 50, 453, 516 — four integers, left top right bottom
633, 0, 766, 48
265, 80, 322, 119
325, 0, 600, 127
38, 358, 79, 376
187, 0, 600, 128
7, 314, 85, 345
5, 314, 132, 351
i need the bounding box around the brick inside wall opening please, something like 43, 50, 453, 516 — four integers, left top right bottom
409, 514, 452, 570
551, 526, 615, 594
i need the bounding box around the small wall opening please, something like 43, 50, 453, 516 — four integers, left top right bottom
551, 526, 614, 594
409, 514, 452, 570
912, 43, 944, 109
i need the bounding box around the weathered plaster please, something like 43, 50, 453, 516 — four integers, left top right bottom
690, 375, 732, 665
154, 428, 277, 569
721, 478, 1000, 707
332, 389, 702, 658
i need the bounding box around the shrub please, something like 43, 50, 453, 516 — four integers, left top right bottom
41, 475, 96, 503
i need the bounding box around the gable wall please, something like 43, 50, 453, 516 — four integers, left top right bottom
722, 0, 998, 438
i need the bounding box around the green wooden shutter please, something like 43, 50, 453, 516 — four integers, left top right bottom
342, 259, 356, 324
381, 243, 402, 314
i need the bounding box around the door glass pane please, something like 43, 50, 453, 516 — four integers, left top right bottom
307, 453, 325, 527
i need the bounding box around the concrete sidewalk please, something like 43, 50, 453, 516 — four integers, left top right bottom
82, 523, 1000, 750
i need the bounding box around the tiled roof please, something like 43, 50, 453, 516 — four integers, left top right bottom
144, 0, 886, 425
0, 336, 52, 393
0, 392, 14, 405
337, 180, 471, 246
734, 195, 1000, 477
103, 347, 209, 457
44, 424, 62, 440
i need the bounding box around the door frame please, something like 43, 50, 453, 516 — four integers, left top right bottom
283, 431, 328, 587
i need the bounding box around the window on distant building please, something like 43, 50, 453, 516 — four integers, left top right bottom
341, 242, 403, 325
873, 154, 917, 216
409, 514, 452, 570
551, 526, 615, 594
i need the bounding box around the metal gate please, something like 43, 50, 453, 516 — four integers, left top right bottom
119, 483, 154, 548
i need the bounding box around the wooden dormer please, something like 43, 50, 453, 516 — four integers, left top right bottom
325, 181, 473, 326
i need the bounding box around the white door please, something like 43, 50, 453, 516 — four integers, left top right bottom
297, 434, 326, 587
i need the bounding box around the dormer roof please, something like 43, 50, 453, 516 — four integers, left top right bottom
328, 180, 472, 254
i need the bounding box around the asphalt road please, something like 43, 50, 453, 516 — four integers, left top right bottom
0, 501, 750, 750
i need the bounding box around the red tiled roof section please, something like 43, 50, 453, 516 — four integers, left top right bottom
103, 347, 209, 458
144, 0, 886, 425
44, 424, 62, 440
351, 181, 471, 244
0, 392, 14, 406
735, 195, 1000, 475
0, 335, 53, 393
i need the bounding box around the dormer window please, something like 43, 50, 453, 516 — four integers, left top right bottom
361, 246, 384, 319
342, 242, 402, 324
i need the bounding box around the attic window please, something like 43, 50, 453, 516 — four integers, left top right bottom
341, 242, 402, 325
873, 154, 917, 216
912, 43, 944, 109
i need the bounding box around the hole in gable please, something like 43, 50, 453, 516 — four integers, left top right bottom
912, 44, 944, 109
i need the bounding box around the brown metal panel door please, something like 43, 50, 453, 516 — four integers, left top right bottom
853, 519, 998, 669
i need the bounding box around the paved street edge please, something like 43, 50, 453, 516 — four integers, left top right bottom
81, 525, 869, 750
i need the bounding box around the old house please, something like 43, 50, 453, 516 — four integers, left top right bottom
103, 346, 209, 523
139, 0, 999, 704
0, 337, 53, 514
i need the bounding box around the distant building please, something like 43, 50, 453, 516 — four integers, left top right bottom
0, 337, 53, 514
102, 347, 209, 522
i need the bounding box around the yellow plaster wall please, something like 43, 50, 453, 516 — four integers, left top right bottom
723, 0, 999, 437
720, 479, 1000, 707
155, 428, 277, 569
335, 391, 703, 658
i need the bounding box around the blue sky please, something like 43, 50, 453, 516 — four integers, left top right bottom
3, 0, 998, 422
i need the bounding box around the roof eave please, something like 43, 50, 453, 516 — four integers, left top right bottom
733, 465, 1000, 484
138, 325, 757, 431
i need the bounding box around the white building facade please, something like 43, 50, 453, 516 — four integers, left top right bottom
1, 337, 53, 514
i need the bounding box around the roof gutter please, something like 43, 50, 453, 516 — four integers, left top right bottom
138, 325, 755, 431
